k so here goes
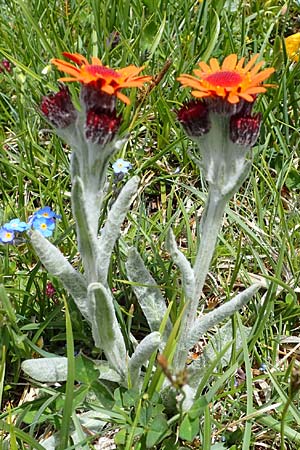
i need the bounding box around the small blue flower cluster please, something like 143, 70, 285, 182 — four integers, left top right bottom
0, 206, 61, 244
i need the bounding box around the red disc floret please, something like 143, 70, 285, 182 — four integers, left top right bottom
204, 71, 243, 87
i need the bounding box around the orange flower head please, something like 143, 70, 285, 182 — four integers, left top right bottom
51, 52, 152, 105
177, 54, 275, 104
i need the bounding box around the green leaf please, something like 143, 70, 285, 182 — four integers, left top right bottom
115, 428, 127, 445
146, 414, 170, 448
188, 396, 208, 420
122, 388, 140, 407
90, 380, 114, 407
286, 167, 300, 190
223, 427, 243, 446
139, 404, 154, 428
161, 437, 180, 450
75, 354, 99, 384
0, 285, 17, 324
0, 419, 46, 450
21, 406, 52, 425
179, 414, 200, 442
148, 13, 166, 60
201, 10, 220, 62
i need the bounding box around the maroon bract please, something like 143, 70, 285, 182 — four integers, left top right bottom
80, 84, 116, 113
177, 100, 210, 137
230, 113, 261, 147
85, 109, 121, 145
41, 86, 77, 129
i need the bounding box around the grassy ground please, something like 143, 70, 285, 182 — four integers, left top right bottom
0, 0, 300, 448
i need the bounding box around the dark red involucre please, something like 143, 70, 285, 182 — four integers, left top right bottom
203, 96, 245, 116
85, 109, 121, 145
177, 100, 210, 137
40, 85, 77, 128
80, 84, 116, 113
230, 113, 261, 147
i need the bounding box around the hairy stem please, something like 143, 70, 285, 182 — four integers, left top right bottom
173, 188, 227, 370
193, 189, 227, 300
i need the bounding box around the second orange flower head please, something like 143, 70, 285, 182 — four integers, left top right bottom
51, 52, 152, 105
178, 54, 274, 104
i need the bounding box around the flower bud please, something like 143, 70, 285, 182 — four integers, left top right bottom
0, 59, 12, 73
230, 112, 261, 147
85, 109, 121, 145
46, 282, 56, 298
177, 100, 210, 137
41, 85, 77, 129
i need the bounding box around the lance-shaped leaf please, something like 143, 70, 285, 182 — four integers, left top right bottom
97, 175, 140, 284
126, 248, 172, 338
72, 176, 99, 281
186, 283, 261, 350
22, 357, 68, 383
129, 332, 161, 385
166, 228, 195, 300
30, 231, 90, 323
188, 320, 250, 390
88, 282, 127, 378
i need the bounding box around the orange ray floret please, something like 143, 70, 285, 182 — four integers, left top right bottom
51, 52, 152, 105
177, 54, 275, 104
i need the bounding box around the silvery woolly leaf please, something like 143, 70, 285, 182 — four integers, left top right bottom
97, 175, 140, 284
88, 282, 127, 378
129, 331, 161, 385
166, 228, 195, 300
94, 361, 122, 383
21, 357, 68, 382
186, 283, 260, 350
30, 231, 91, 323
126, 248, 172, 340
39, 435, 58, 450
188, 320, 251, 390
72, 175, 99, 279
